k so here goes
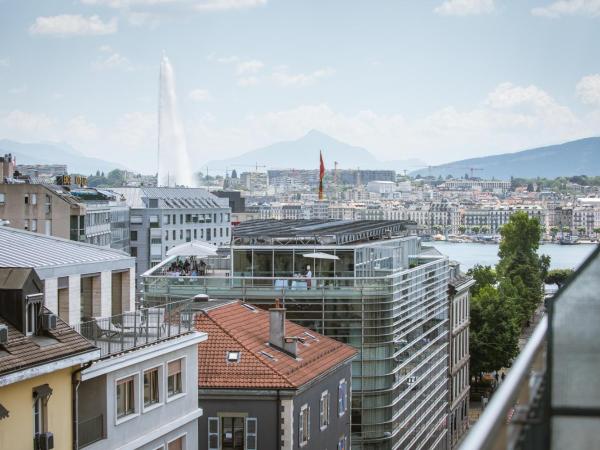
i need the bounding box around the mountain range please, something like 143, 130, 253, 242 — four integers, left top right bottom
205, 130, 425, 172
411, 137, 600, 179
0, 139, 127, 175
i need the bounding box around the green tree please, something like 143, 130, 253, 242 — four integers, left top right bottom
471, 226, 481, 234
545, 269, 574, 289
576, 226, 586, 236
466, 264, 496, 297
458, 225, 466, 234
470, 285, 520, 376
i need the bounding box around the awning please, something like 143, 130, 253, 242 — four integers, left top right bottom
32, 384, 53, 400
0, 403, 8, 420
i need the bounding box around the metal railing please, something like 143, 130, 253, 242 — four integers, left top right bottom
74, 299, 195, 359
460, 316, 548, 450
78, 414, 104, 448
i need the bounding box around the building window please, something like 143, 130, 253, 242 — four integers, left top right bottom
208, 417, 219, 450
299, 404, 310, 446
31, 219, 37, 232
193, 229, 197, 239
130, 247, 137, 257
143, 367, 160, 407
167, 435, 185, 450
24, 194, 29, 204
246, 418, 257, 450
179, 230, 183, 240
33, 393, 48, 437
0, 193, 4, 204
116, 376, 136, 419
338, 436, 347, 450
167, 359, 183, 397
26, 300, 41, 336
338, 379, 348, 417
165, 215, 171, 225
130, 231, 138, 241
320, 390, 330, 430
173, 230, 176, 240
220, 417, 245, 450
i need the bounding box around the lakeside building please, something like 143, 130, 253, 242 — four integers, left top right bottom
195, 299, 356, 450
0, 226, 135, 325
439, 179, 511, 193
143, 219, 452, 450
0, 268, 100, 450
462, 205, 546, 234
447, 263, 474, 447
112, 187, 231, 278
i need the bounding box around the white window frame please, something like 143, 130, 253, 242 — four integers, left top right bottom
166, 356, 186, 402
167, 432, 186, 450
320, 390, 330, 431
115, 372, 139, 425
338, 379, 348, 417
208, 417, 220, 450
299, 403, 310, 447
142, 364, 164, 413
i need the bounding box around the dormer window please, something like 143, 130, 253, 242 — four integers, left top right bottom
25, 294, 43, 336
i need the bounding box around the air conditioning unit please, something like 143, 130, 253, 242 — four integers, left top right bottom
41, 314, 57, 331
35, 432, 54, 450
0, 324, 8, 345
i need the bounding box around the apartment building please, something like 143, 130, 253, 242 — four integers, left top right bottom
75, 299, 205, 450
195, 300, 356, 450
0, 226, 135, 325
112, 187, 231, 277
447, 263, 474, 447
143, 220, 451, 450
0, 268, 99, 450
462, 205, 546, 234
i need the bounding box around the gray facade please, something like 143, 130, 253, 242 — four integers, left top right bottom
78, 332, 205, 450
198, 359, 352, 450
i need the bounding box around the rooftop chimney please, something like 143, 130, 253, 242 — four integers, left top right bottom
269, 299, 298, 358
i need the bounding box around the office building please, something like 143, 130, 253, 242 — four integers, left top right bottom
112, 187, 231, 277
143, 219, 451, 450
195, 300, 356, 450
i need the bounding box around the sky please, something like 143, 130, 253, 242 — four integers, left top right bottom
1, 0, 600, 173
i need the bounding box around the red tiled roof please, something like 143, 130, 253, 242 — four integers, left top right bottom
195, 301, 357, 390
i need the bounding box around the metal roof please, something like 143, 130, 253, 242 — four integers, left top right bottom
232, 219, 415, 245
112, 187, 228, 209
0, 227, 134, 276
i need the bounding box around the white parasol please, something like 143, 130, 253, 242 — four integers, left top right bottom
166, 240, 217, 257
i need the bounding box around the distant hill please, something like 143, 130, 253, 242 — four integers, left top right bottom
0, 139, 127, 175
411, 137, 600, 179
205, 130, 425, 172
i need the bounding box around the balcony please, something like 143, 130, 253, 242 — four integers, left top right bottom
460, 245, 600, 450
73, 299, 195, 359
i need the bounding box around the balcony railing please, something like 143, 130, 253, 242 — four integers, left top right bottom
460, 316, 547, 450
74, 299, 195, 359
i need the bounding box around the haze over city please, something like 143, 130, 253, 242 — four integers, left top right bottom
2, 0, 600, 173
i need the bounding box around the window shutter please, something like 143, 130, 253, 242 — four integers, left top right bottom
307, 406, 310, 440
208, 417, 220, 450
338, 383, 343, 415
299, 409, 304, 444
320, 396, 324, 427
246, 418, 257, 450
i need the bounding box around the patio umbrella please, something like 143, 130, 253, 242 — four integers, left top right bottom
301, 252, 339, 260
166, 240, 217, 257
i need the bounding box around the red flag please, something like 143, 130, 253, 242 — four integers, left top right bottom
319, 150, 325, 200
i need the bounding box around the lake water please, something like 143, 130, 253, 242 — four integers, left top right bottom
426, 241, 598, 271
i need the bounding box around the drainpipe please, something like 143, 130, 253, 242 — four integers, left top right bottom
72, 362, 92, 450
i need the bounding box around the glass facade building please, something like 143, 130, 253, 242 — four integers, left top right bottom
142, 220, 450, 450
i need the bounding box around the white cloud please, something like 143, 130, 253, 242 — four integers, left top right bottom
271, 67, 335, 87
237, 76, 259, 87
434, 0, 495, 16
532, 0, 600, 18
92, 46, 132, 70
1, 110, 58, 137
29, 15, 118, 36
215, 55, 239, 63
576, 74, 600, 106
65, 116, 99, 142
189, 88, 211, 101
194, 0, 267, 11
236, 59, 264, 75
8, 85, 28, 95
0, 58, 9, 68
185, 81, 600, 167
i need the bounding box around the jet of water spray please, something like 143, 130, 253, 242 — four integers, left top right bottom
157, 54, 193, 187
